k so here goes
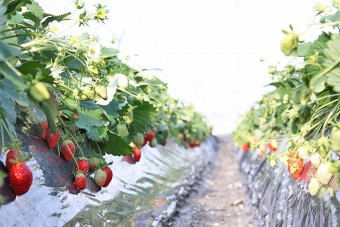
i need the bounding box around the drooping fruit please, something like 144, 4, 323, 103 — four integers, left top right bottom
145, 130, 156, 142
149, 137, 157, 148
9, 163, 33, 195
74, 172, 86, 190
133, 133, 145, 148
102, 166, 113, 187
280, 33, 299, 56
6, 149, 20, 169
132, 147, 141, 162
74, 158, 89, 174
88, 157, 102, 172
46, 128, 60, 148
40, 122, 48, 139
60, 140, 76, 161
94, 168, 107, 187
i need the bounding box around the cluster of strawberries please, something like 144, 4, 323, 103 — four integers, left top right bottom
40, 122, 114, 190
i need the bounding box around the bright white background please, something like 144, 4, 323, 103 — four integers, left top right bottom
37, 0, 318, 135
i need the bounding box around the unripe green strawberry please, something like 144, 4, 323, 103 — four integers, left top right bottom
316, 162, 333, 185
74, 172, 86, 190
94, 168, 107, 187
88, 157, 102, 171
280, 33, 299, 56
133, 133, 144, 148
29, 82, 50, 102
149, 137, 157, 148
317, 137, 330, 158
330, 127, 340, 152
308, 178, 321, 196
116, 123, 129, 137
116, 74, 129, 90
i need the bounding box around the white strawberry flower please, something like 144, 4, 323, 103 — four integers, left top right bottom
48, 20, 62, 36
87, 41, 101, 59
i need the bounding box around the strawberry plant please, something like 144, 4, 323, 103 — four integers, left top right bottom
0, 0, 212, 199
232, 1, 340, 197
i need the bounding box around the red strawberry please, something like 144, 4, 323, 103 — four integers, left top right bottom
88, 157, 102, 171
6, 149, 20, 169
268, 140, 278, 152
189, 141, 197, 148
74, 158, 89, 174
142, 137, 148, 147
40, 122, 48, 139
132, 147, 141, 162
74, 172, 86, 190
46, 128, 60, 148
145, 131, 156, 142
60, 140, 76, 161
9, 163, 33, 195
102, 166, 113, 187
242, 142, 250, 152
288, 151, 304, 180
94, 168, 107, 187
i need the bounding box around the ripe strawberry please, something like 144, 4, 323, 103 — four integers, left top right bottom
189, 141, 197, 148
74, 172, 86, 190
94, 168, 107, 187
60, 140, 76, 161
40, 121, 48, 139
9, 163, 33, 195
6, 149, 20, 169
102, 166, 113, 187
46, 128, 60, 148
132, 147, 141, 162
88, 157, 102, 172
142, 137, 148, 147
288, 152, 304, 180
268, 140, 278, 152
242, 142, 250, 152
74, 158, 89, 174
145, 130, 156, 142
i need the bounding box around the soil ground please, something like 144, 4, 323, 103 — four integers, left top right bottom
168, 135, 254, 227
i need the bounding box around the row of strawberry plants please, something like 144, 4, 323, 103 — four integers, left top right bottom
0, 0, 212, 200
233, 1, 340, 197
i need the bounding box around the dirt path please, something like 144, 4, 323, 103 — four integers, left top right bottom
168, 135, 254, 226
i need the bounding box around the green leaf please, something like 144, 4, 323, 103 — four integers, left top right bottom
322, 35, 340, 92
64, 56, 85, 70
16, 61, 51, 77
304, 32, 331, 61
297, 42, 312, 57
6, 0, 31, 14
0, 61, 25, 89
95, 131, 131, 156
8, 12, 23, 24
0, 40, 21, 61
132, 101, 157, 131
26, 1, 43, 19
86, 125, 108, 141
100, 47, 119, 59
332, 10, 340, 22
41, 12, 71, 27
76, 109, 106, 129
